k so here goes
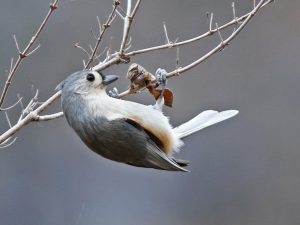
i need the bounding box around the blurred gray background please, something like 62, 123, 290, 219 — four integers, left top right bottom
0, 0, 299, 225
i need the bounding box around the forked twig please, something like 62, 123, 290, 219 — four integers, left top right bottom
124, 0, 272, 57
117, 0, 271, 97
0, 0, 59, 109
0, 91, 62, 144
166, 0, 272, 78
84, 0, 120, 68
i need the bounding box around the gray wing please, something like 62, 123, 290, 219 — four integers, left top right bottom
80, 117, 189, 172
122, 118, 189, 172
127, 142, 189, 172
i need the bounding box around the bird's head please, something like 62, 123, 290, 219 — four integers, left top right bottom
56, 70, 119, 95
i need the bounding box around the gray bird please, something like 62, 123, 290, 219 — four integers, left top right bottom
57, 70, 238, 172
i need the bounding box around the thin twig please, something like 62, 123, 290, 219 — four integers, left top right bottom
74, 43, 91, 58
5, 112, 13, 128
34, 112, 64, 121
0, 91, 61, 144
0, 0, 59, 109
13, 35, 21, 53
0, 97, 23, 111
166, 0, 269, 78
0, 137, 17, 148
9, 57, 14, 73
117, 0, 271, 97
125, 0, 272, 57
26, 44, 41, 57
176, 47, 180, 69
232, 2, 237, 20
0, 112, 18, 148
116, 9, 125, 20
118, 0, 141, 54
209, 13, 214, 32
163, 22, 170, 44
96, 16, 102, 34
92, 0, 141, 71
84, 0, 119, 68
216, 23, 224, 43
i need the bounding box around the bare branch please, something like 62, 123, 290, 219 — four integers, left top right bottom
209, 13, 214, 32
118, 0, 141, 54
34, 112, 64, 121
92, 0, 141, 71
232, 2, 237, 20
5, 112, 13, 128
166, 0, 269, 78
0, 0, 59, 109
125, 0, 272, 57
84, 0, 119, 68
116, 9, 125, 20
0, 97, 23, 111
126, 36, 132, 47
0, 91, 61, 144
176, 47, 180, 69
22, 89, 39, 116
9, 57, 14, 73
17, 94, 24, 111
96, 16, 102, 34
26, 44, 41, 57
0, 137, 17, 148
95, 47, 109, 60
216, 23, 224, 43
13, 35, 21, 53
130, 0, 141, 17
163, 22, 170, 44
74, 43, 91, 58
0, 112, 17, 148
117, 0, 271, 97
126, 0, 132, 16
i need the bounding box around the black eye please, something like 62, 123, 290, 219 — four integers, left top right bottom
86, 73, 95, 82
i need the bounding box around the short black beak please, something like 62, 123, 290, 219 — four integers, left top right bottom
102, 74, 119, 85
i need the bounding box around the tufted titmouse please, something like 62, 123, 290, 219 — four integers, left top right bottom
57, 70, 238, 172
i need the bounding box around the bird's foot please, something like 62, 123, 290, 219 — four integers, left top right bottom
108, 87, 119, 98
155, 68, 167, 88
153, 68, 168, 111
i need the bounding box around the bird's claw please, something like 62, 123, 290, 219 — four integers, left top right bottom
155, 68, 167, 88
108, 87, 119, 98
153, 68, 168, 111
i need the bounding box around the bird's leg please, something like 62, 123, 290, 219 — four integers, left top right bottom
153, 68, 167, 111
108, 87, 119, 98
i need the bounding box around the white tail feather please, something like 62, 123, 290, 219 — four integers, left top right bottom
173, 110, 239, 139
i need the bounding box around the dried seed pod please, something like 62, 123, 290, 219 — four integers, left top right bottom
127, 63, 156, 92
126, 63, 174, 107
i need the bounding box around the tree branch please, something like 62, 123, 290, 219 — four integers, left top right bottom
0, 0, 59, 109
117, 0, 272, 97
125, 0, 272, 57
92, 0, 141, 71
0, 91, 62, 144
119, 0, 141, 54
166, 0, 273, 78
84, 0, 120, 68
